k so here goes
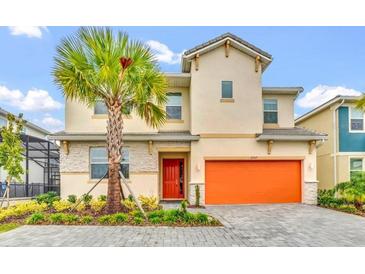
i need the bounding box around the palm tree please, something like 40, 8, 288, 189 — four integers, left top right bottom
53, 27, 167, 213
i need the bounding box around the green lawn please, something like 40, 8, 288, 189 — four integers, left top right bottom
0, 223, 20, 234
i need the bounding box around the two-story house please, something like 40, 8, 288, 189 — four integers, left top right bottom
296, 95, 364, 189
50, 33, 326, 205
0, 107, 53, 187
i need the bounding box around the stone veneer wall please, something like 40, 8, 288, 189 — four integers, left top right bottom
188, 183, 205, 205
60, 140, 190, 174
303, 181, 318, 205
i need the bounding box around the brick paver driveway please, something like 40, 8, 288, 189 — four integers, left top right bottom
1, 204, 365, 246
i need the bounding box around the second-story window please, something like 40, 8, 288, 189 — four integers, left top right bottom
94, 100, 132, 115
166, 93, 182, 120
94, 100, 108, 115
263, 99, 278, 124
350, 107, 364, 131
221, 81, 233, 98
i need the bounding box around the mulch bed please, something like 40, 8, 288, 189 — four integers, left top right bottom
318, 205, 365, 217
0, 208, 223, 227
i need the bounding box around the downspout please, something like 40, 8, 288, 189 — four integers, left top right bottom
333, 99, 345, 186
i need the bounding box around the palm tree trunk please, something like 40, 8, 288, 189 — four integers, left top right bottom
106, 99, 124, 213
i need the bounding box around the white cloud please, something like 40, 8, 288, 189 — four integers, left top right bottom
8, 26, 47, 38
0, 85, 63, 112
41, 114, 63, 127
30, 114, 64, 133
146, 40, 183, 64
297, 85, 362, 109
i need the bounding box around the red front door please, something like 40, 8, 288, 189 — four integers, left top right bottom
163, 159, 184, 199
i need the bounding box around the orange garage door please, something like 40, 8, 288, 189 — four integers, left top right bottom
205, 160, 302, 204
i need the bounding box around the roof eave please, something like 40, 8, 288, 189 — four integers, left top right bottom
49, 133, 200, 142
181, 35, 272, 73
295, 95, 362, 124
256, 135, 328, 141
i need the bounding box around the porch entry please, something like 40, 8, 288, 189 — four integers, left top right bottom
162, 159, 184, 199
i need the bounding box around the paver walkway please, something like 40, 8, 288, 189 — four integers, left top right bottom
1, 204, 365, 246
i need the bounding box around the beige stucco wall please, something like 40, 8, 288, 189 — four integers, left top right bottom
190, 46, 263, 135
263, 94, 296, 128
189, 137, 318, 205
65, 87, 190, 134
296, 107, 333, 189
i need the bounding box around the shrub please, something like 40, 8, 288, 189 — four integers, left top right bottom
147, 210, 165, 220
35, 192, 60, 206
98, 195, 107, 202
121, 199, 137, 211
149, 217, 162, 224
0, 201, 47, 222
318, 189, 344, 207
182, 212, 196, 224
195, 185, 200, 207
113, 213, 128, 223
162, 214, 177, 224
164, 209, 181, 218
195, 212, 209, 224
49, 213, 65, 224
48, 213, 79, 224
98, 215, 115, 225
53, 200, 73, 212
338, 204, 357, 214
63, 214, 79, 224
81, 215, 93, 224
26, 213, 45, 224
90, 200, 106, 213
138, 195, 161, 211
130, 210, 144, 218
81, 194, 93, 206
180, 200, 188, 214
75, 203, 86, 212
336, 173, 365, 209
133, 216, 144, 224
67, 195, 77, 204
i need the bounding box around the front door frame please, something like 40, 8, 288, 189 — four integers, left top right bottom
159, 152, 188, 201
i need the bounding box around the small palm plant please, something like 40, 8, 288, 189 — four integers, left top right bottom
53, 27, 167, 213
335, 172, 365, 210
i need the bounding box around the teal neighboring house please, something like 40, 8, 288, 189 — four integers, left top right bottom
296, 95, 365, 189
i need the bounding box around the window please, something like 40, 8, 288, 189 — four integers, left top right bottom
350, 107, 364, 131
263, 99, 278, 124
94, 101, 132, 115
350, 158, 363, 177
166, 93, 182, 120
0, 117, 7, 128
221, 81, 233, 98
94, 101, 108, 115
90, 147, 129, 179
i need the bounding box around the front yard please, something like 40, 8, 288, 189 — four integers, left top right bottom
0, 192, 220, 227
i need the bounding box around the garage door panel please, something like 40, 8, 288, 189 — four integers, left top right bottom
205, 160, 301, 204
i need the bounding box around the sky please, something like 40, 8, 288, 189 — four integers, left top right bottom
0, 26, 364, 132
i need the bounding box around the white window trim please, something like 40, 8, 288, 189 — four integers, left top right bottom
349, 156, 364, 177
166, 92, 182, 120
348, 106, 365, 133
0, 117, 7, 128
263, 99, 279, 124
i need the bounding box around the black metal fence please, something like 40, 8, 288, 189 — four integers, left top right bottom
0, 183, 60, 198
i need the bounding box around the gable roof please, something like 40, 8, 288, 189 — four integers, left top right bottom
0, 107, 50, 135
181, 33, 272, 73
295, 95, 362, 124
